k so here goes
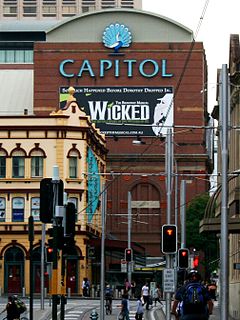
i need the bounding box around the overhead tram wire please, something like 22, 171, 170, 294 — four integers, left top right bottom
77, 0, 211, 216
156, 0, 210, 137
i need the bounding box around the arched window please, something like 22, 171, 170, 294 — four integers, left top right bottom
0, 148, 7, 178
4, 246, 25, 293
30, 149, 44, 177
68, 149, 81, 178
12, 150, 25, 178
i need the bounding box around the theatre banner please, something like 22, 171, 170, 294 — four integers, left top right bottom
59, 86, 174, 136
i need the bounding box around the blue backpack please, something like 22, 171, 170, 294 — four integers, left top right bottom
182, 282, 207, 314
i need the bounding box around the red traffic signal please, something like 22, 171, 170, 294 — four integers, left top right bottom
46, 247, 53, 263
193, 255, 199, 268
161, 224, 177, 254
125, 248, 132, 262
178, 248, 189, 268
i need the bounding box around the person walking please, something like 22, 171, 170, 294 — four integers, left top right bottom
135, 295, 144, 320
141, 282, 150, 310
171, 270, 213, 320
119, 291, 130, 320
82, 277, 90, 297
154, 284, 163, 307
0, 296, 20, 320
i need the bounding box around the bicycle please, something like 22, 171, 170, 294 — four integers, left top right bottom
105, 298, 112, 315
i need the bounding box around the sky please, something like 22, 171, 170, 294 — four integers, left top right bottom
142, 0, 240, 113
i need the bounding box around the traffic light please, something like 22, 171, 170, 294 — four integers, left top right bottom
48, 226, 64, 250
193, 255, 199, 268
46, 245, 53, 263
64, 202, 76, 238
161, 224, 177, 254
125, 248, 132, 262
178, 248, 189, 268
40, 178, 63, 223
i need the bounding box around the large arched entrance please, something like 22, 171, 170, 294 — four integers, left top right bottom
4, 246, 24, 294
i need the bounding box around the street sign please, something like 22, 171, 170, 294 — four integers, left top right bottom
163, 268, 176, 292
121, 259, 127, 273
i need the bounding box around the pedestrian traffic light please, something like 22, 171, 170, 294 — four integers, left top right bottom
161, 224, 177, 254
178, 248, 189, 268
125, 248, 132, 262
40, 178, 63, 223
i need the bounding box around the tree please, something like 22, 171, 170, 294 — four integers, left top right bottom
186, 194, 218, 277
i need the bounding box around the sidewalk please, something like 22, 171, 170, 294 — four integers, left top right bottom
29, 300, 220, 320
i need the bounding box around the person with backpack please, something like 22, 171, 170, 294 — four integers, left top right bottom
171, 270, 213, 320
0, 296, 20, 320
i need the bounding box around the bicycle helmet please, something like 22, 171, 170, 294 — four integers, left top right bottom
187, 269, 201, 281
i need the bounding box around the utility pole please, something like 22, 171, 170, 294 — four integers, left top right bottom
220, 64, 229, 320
100, 185, 106, 320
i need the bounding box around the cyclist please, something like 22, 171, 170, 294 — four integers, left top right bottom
105, 284, 113, 314
171, 270, 213, 320
0, 296, 20, 320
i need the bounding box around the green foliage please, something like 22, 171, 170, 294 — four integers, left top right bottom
186, 193, 218, 274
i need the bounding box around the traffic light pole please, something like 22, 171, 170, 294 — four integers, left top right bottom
52, 166, 61, 320
127, 191, 132, 288
28, 216, 34, 320
166, 129, 173, 320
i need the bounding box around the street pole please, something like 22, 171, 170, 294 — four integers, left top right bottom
41, 223, 45, 310
165, 128, 173, 320
127, 191, 132, 287
220, 64, 229, 320
52, 165, 61, 320
100, 185, 106, 320
180, 180, 186, 248
28, 216, 34, 320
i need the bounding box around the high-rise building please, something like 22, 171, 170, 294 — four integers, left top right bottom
0, 0, 142, 20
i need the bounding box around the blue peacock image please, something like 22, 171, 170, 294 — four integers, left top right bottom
102, 23, 132, 53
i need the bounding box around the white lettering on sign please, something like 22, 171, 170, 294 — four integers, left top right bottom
163, 269, 176, 293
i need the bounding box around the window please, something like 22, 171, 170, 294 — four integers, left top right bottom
31, 197, 40, 221
68, 148, 81, 178
0, 198, 6, 222
12, 150, 25, 178
30, 150, 44, 178
12, 197, 24, 222
31, 156, 43, 177
0, 50, 33, 63
29, 145, 45, 178
23, 0, 37, 16
0, 150, 6, 178
69, 157, 78, 178
3, 0, 17, 16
